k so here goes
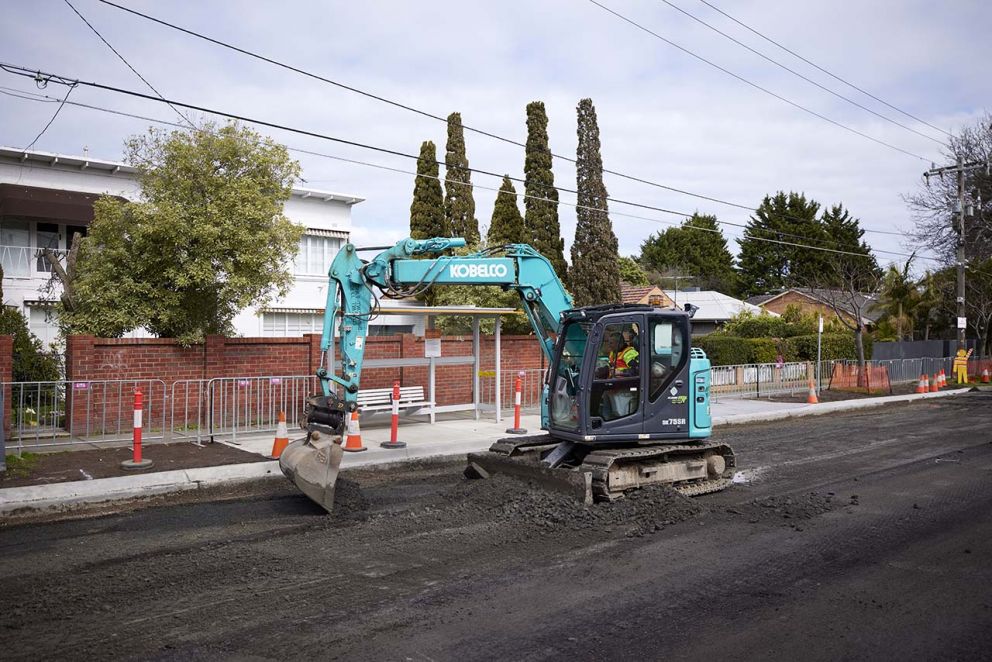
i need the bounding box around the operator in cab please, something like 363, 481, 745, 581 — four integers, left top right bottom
615, 326, 640, 376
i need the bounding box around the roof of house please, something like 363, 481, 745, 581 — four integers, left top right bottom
0, 146, 365, 204
744, 293, 780, 306
751, 288, 883, 324
620, 283, 662, 304
663, 290, 768, 322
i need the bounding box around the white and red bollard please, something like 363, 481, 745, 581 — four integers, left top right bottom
380, 380, 407, 449
121, 388, 153, 470
505, 371, 528, 434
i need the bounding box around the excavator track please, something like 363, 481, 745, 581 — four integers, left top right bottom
466, 435, 736, 503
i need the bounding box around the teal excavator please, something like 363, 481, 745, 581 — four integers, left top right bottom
279, 237, 735, 511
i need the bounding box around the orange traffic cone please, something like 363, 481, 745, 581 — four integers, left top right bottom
930, 373, 939, 393
270, 411, 290, 458
342, 410, 367, 452
938, 369, 947, 389
806, 379, 819, 404
915, 374, 927, 394
982, 368, 990, 384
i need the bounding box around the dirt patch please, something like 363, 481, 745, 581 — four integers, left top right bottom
0, 442, 267, 488
767, 381, 919, 404
727, 491, 838, 530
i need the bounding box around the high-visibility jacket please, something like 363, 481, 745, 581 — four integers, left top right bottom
615, 345, 638, 373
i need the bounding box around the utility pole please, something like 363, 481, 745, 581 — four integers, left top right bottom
923, 157, 988, 350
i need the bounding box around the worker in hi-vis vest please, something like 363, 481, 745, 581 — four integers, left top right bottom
953, 347, 972, 384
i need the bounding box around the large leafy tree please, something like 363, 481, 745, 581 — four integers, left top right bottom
737, 192, 825, 296
523, 101, 567, 278
58, 122, 302, 344
443, 112, 479, 245
487, 176, 526, 247
821, 203, 879, 280
569, 98, 620, 306
639, 213, 737, 294
618, 256, 649, 285
410, 140, 447, 240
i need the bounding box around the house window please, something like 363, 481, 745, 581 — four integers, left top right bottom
29, 307, 58, 347
294, 235, 343, 276
368, 324, 413, 336
1, 218, 31, 278
262, 312, 323, 337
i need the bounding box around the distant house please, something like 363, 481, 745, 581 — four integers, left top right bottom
745, 288, 882, 329
620, 282, 672, 306
665, 288, 768, 335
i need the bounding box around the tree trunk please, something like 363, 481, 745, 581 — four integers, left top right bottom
855, 325, 867, 389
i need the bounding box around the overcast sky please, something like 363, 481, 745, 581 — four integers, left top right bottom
2, 0, 989, 272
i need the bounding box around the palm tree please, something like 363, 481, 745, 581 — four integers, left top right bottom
878, 256, 919, 341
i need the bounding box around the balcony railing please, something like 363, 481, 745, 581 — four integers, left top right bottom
0, 245, 68, 279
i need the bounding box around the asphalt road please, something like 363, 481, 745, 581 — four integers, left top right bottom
1, 392, 991, 661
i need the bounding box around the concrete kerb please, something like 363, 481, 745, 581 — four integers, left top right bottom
712, 388, 970, 426
0, 388, 973, 516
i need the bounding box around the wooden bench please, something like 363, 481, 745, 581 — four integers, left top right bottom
356, 386, 433, 418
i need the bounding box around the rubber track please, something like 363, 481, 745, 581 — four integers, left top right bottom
583, 443, 737, 501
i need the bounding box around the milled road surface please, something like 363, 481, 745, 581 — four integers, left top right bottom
2, 393, 991, 661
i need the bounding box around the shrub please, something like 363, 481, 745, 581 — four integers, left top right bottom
693, 334, 752, 365
746, 338, 779, 363
722, 309, 818, 339
781, 333, 871, 361
0, 307, 60, 382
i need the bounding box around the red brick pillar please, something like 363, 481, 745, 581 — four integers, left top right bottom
204, 335, 225, 380
307, 333, 323, 375
0, 335, 12, 434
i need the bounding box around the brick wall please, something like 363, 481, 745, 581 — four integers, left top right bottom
64, 333, 545, 408
0, 336, 12, 432
761, 291, 856, 326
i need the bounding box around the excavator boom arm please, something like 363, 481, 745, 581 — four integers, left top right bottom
318, 237, 573, 411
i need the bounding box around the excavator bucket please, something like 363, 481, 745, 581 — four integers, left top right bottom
278, 435, 345, 513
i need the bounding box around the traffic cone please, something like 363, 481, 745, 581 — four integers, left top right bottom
270, 411, 290, 458
930, 373, 939, 393
982, 368, 990, 384
938, 369, 947, 389
806, 379, 819, 404
342, 410, 367, 452
915, 374, 927, 394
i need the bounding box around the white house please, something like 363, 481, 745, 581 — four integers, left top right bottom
0, 146, 417, 341
664, 288, 772, 335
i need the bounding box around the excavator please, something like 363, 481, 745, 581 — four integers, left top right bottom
279, 237, 735, 511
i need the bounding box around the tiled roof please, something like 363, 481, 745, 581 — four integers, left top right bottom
620, 284, 658, 304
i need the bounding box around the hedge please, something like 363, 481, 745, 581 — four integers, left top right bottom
694, 332, 869, 365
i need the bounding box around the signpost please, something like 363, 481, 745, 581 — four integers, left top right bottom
816, 315, 824, 393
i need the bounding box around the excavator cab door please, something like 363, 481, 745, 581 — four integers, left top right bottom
584, 314, 647, 438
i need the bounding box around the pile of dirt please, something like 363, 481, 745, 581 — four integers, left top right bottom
731, 491, 836, 530
442, 475, 705, 536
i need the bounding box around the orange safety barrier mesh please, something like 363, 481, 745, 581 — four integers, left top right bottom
968, 358, 992, 380
828, 363, 893, 395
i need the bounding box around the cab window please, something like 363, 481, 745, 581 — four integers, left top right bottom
649, 319, 684, 401
589, 323, 640, 422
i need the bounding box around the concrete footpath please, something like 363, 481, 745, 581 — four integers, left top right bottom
0, 389, 970, 515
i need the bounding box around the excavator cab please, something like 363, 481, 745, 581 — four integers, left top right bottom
546, 306, 708, 443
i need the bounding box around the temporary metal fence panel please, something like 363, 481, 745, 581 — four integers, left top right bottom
710, 362, 814, 401
5, 379, 167, 452
478, 368, 546, 414
205, 375, 318, 444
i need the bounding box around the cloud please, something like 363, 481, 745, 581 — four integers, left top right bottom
1, 0, 987, 277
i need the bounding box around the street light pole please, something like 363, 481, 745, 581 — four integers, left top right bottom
956, 156, 967, 351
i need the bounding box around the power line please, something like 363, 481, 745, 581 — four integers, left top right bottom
62, 0, 195, 128
0, 63, 924, 257
587, 0, 932, 162
659, 0, 946, 146
696, 0, 954, 139
91, 0, 907, 237
22, 83, 76, 150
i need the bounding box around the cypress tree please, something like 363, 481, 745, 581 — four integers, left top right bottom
487, 176, 526, 247
569, 98, 620, 306
409, 140, 447, 240
523, 101, 567, 277
443, 112, 479, 245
